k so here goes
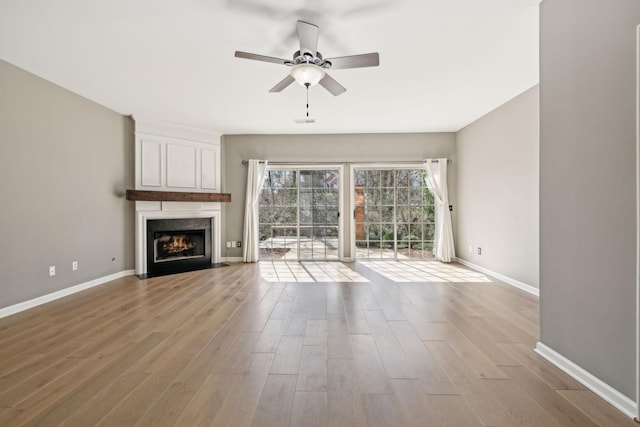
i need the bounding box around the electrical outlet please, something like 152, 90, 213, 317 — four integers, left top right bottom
49, 266, 56, 277
236, 241, 241, 248
468, 245, 472, 253
226, 241, 231, 248
478, 247, 482, 255
231, 241, 236, 248
72, 261, 78, 271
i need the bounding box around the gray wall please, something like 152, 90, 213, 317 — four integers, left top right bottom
0, 59, 135, 309
456, 86, 539, 288
540, 1, 638, 399
222, 133, 456, 259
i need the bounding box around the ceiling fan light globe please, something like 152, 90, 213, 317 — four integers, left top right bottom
290, 63, 325, 87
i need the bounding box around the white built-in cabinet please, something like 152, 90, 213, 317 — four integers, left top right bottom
134, 120, 221, 192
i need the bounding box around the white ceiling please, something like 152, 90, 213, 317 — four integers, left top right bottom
0, 0, 540, 135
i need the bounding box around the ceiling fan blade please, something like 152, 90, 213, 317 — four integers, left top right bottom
319, 73, 346, 96
297, 21, 319, 56
325, 53, 380, 70
269, 75, 295, 92
235, 51, 289, 65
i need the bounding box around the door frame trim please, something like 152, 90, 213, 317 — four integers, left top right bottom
635, 23, 639, 421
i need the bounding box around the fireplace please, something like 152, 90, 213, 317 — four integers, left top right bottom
146, 218, 212, 276
134, 208, 222, 276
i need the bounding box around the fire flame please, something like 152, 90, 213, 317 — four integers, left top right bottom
162, 235, 196, 255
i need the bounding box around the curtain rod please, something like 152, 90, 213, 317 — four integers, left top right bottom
241, 159, 451, 166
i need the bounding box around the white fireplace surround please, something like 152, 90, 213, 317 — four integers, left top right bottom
135, 202, 221, 275
133, 119, 223, 275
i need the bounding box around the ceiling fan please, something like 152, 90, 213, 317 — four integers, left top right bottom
235, 20, 379, 96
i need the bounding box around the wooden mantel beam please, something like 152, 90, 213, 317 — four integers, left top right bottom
126, 190, 231, 203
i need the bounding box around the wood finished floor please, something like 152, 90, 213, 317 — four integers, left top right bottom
0, 261, 635, 426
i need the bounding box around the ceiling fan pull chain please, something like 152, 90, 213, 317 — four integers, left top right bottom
305, 83, 310, 117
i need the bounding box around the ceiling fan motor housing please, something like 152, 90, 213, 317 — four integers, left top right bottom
286, 51, 332, 69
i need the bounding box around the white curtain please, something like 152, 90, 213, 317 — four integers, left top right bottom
242, 159, 268, 262
424, 159, 456, 262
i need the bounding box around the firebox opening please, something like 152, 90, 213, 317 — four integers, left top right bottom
154, 230, 205, 263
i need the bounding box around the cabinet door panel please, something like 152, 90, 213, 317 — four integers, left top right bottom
141, 140, 162, 187
201, 148, 218, 190
166, 144, 197, 188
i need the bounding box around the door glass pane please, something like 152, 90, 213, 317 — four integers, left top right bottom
397, 170, 409, 187
354, 168, 435, 261
306, 169, 339, 260
299, 227, 312, 260
259, 170, 298, 260
397, 188, 409, 205
259, 168, 340, 261
366, 170, 380, 187
381, 207, 394, 223
300, 170, 313, 188
326, 226, 339, 259
380, 170, 394, 188
381, 188, 394, 205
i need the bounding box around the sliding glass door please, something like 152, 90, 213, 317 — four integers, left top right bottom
353, 167, 435, 260
259, 166, 342, 261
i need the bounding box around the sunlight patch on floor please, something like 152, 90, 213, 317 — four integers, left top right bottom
359, 260, 492, 283
259, 261, 368, 283
302, 262, 369, 282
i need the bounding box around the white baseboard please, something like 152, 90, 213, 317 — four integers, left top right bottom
234, 258, 354, 263
222, 257, 244, 263
455, 257, 539, 296
0, 270, 135, 319
222, 258, 356, 263
535, 342, 636, 419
